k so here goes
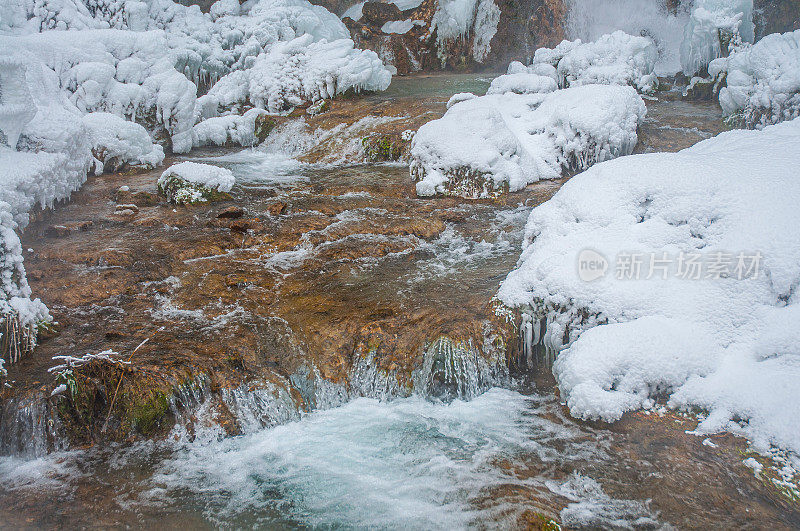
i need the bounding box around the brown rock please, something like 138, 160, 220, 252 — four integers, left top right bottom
267, 202, 288, 216
361, 1, 402, 25
217, 206, 245, 219
229, 220, 252, 233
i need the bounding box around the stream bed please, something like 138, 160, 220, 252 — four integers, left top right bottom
1, 75, 797, 529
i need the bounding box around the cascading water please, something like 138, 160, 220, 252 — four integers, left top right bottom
565, 0, 689, 75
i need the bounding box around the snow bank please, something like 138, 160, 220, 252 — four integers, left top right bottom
199, 35, 391, 115
410, 84, 645, 198
713, 29, 800, 128
158, 161, 235, 204
531, 31, 659, 93
1, 0, 391, 151
497, 118, 800, 454
679, 0, 754, 76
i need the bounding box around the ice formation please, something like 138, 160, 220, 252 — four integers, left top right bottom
158, 161, 235, 204
712, 29, 800, 128
410, 84, 646, 198
497, 118, 800, 454
431, 0, 500, 64
531, 31, 659, 93
679, 0, 754, 76
565, 0, 689, 76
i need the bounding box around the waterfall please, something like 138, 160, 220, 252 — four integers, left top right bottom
565, 0, 689, 75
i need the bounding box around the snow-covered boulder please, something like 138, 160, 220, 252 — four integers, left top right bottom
497, 117, 800, 455
531, 31, 659, 93
410, 84, 646, 198
158, 161, 235, 204
714, 29, 800, 128
679, 0, 754, 76
198, 35, 390, 115
486, 73, 557, 96
83, 112, 165, 173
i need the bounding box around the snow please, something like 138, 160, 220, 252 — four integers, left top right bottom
531, 31, 659, 93
486, 73, 558, 96
82, 112, 165, 173
410, 84, 646, 198
159, 161, 235, 194
198, 34, 391, 115
714, 29, 800, 128
192, 108, 270, 148
381, 19, 423, 35
679, 0, 754, 76
497, 118, 800, 455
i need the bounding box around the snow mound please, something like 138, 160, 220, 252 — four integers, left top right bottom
158, 161, 235, 204
680, 0, 754, 76
82, 112, 165, 173
497, 118, 800, 454
486, 73, 558, 96
714, 29, 800, 128
410, 84, 646, 198
531, 31, 659, 93
199, 34, 391, 115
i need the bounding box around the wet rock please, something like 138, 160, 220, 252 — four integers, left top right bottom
114, 204, 140, 216
217, 206, 245, 219
229, 219, 252, 232
362, 133, 410, 162
254, 114, 279, 143
267, 201, 288, 216
115, 188, 161, 207
754, 0, 800, 39
361, 1, 402, 25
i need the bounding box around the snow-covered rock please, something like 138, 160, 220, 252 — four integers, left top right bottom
198, 34, 391, 115
158, 161, 235, 204
486, 73, 557, 96
531, 31, 659, 93
192, 108, 273, 148
410, 84, 646, 198
82, 112, 165, 172
714, 29, 800, 128
680, 0, 754, 76
497, 117, 800, 455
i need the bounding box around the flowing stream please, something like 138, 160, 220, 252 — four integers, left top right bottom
1, 74, 797, 529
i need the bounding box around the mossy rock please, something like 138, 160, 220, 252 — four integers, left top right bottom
361, 133, 409, 162
128, 390, 171, 435
158, 176, 232, 205
254, 114, 278, 143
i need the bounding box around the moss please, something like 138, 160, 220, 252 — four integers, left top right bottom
254, 115, 278, 143
361, 134, 408, 162
129, 390, 170, 436
158, 176, 232, 205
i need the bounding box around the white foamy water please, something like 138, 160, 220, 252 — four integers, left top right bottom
566, 0, 689, 75
0, 388, 663, 528
191, 148, 308, 187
